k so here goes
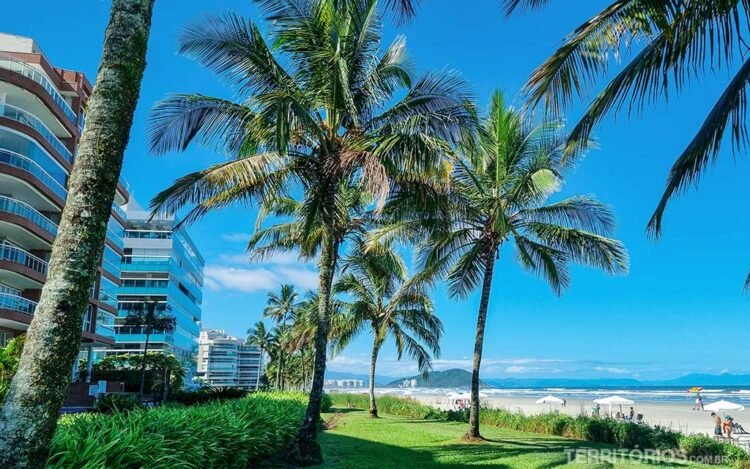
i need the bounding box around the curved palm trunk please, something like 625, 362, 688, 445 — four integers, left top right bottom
289, 233, 338, 464
369, 337, 381, 418
0, 2, 154, 466
467, 253, 496, 440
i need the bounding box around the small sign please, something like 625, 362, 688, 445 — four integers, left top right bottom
97, 380, 107, 394
88, 385, 98, 396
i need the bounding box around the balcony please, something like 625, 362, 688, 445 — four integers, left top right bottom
0, 147, 67, 201
95, 323, 116, 340
112, 203, 126, 220
0, 103, 72, 163
0, 53, 77, 124
0, 292, 36, 315
0, 195, 58, 236
0, 243, 48, 276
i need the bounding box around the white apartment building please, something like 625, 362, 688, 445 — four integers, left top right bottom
197, 329, 262, 390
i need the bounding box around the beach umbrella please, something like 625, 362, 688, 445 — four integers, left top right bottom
536, 395, 564, 411
704, 400, 745, 412
594, 396, 635, 418
688, 386, 704, 393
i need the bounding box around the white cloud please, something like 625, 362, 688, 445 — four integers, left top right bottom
221, 232, 253, 243
204, 266, 282, 292
594, 366, 631, 375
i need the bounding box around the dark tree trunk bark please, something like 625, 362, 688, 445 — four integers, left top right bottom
288, 232, 338, 465
467, 252, 496, 440
0, 1, 154, 466
369, 336, 381, 418
139, 331, 151, 397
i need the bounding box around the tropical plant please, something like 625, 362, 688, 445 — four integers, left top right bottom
122, 298, 177, 396
146, 0, 474, 461
0, 335, 24, 404
332, 242, 442, 417
504, 0, 750, 287
378, 90, 629, 439
247, 321, 273, 390
264, 284, 300, 390
92, 353, 186, 395
0, 1, 156, 465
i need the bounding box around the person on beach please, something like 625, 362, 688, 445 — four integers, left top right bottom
712, 413, 723, 437
694, 393, 704, 411
592, 402, 600, 417
562, 399, 567, 408
629, 407, 635, 420
723, 416, 734, 439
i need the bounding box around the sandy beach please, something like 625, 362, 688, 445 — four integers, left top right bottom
407, 394, 728, 435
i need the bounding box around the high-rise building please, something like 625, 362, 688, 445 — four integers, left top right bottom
0, 33, 130, 371
197, 329, 262, 390
105, 201, 205, 377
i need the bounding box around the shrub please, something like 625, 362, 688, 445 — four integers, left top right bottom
170, 387, 248, 405
47, 392, 307, 468
329, 393, 443, 419
95, 394, 143, 414
320, 392, 333, 413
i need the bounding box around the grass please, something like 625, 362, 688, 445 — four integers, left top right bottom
313, 409, 728, 468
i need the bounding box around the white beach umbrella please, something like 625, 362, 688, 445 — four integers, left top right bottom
704, 400, 745, 413
594, 396, 635, 417
536, 395, 564, 412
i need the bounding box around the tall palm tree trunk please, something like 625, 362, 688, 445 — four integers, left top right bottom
369, 337, 381, 418
0, 2, 154, 466
139, 331, 151, 397
467, 252, 496, 440
290, 232, 338, 464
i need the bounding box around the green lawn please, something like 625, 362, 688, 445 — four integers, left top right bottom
313, 409, 724, 468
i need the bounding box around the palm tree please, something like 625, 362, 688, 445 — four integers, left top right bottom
333, 242, 442, 417
147, 1, 474, 460
378, 90, 629, 439
123, 298, 177, 397
264, 284, 300, 390
247, 321, 273, 390
505, 0, 750, 286
0, 1, 156, 465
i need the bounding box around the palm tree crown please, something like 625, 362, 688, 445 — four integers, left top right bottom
264, 284, 300, 325
505, 0, 750, 240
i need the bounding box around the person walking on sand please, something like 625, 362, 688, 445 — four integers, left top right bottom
694, 393, 704, 411
712, 413, 723, 437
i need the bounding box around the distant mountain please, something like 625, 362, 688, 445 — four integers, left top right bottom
484, 377, 642, 388
388, 368, 486, 388
649, 373, 750, 387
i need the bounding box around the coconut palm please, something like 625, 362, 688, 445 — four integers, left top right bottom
505, 0, 750, 284
377, 90, 629, 439
264, 284, 300, 390
0, 1, 156, 465
247, 321, 273, 390
333, 242, 442, 417
147, 2, 473, 458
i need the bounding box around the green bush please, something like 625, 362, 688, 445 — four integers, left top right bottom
329, 393, 443, 419
320, 392, 333, 413
170, 386, 248, 405
95, 394, 143, 414
47, 392, 307, 468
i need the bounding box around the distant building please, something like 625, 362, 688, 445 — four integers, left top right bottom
398, 379, 417, 388
0, 33, 130, 379
324, 379, 365, 388
196, 329, 262, 390
97, 200, 205, 379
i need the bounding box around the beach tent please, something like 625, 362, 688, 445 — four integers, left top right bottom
594, 396, 635, 417
704, 400, 745, 412
536, 395, 564, 411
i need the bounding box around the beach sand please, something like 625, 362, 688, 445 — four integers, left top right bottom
410, 394, 724, 435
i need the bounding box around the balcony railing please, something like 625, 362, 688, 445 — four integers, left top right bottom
0, 53, 78, 124
0, 103, 72, 163
112, 203, 126, 220
95, 323, 116, 340
0, 243, 48, 276
0, 293, 36, 315
0, 147, 67, 200
0, 195, 58, 236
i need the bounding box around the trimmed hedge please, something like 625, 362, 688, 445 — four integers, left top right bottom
169, 386, 248, 405
47, 392, 307, 468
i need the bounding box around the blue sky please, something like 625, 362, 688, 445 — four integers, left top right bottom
3, 1, 749, 380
